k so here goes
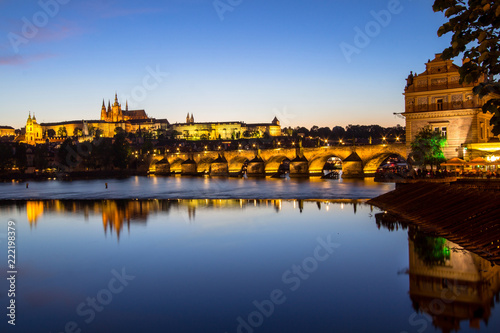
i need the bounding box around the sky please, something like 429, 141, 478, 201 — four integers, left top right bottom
0, 0, 454, 130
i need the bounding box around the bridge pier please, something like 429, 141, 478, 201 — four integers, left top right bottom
181, 158, 198, 176
247, 156, 265, 177
342, 152, 364, 178
210, 154, 229, 176
289, 156, 309, 178
155, 158, 171, 175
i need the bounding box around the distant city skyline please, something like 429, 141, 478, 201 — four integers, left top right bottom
1, 0, 452, 129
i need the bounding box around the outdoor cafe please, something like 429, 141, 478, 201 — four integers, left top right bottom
441, 155, 500, 178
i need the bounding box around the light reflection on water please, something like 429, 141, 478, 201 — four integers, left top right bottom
1, 200, 499, 333
0, 176, 394, 199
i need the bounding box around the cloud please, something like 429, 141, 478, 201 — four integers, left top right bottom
34, 19, 85, 42
0, 53, 56, 66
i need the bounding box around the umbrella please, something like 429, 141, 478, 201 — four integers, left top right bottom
467, 157, 488, 165
441, 157, 466, 166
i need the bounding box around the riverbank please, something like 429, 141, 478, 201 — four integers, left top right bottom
368, 180, 500, 264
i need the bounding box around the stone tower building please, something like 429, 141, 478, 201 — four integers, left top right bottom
403, 54, 494, 159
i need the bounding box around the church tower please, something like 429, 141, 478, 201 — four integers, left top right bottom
100, 99, 107, 121
111, 93, 123, 122
25, 112, 43, 145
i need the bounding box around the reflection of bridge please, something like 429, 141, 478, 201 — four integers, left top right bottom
152, 144, 407, 177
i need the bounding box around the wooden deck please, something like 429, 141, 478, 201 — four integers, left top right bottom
368, 181, 500, 264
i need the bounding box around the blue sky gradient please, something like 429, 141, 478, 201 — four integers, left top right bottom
0, 0, 453, 129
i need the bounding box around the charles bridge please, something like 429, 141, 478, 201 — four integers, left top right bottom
151, 143, 407, 178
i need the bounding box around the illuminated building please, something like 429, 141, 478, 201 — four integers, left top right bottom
170, 115, 281, 140
403, 54, 498, 159
24, 112, 43, 145
20, 94, 281, 144
0, 125, 15, 137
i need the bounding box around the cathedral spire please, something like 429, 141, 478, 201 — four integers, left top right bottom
108, 100, 111, 112
102, 99, 105, 108
126, 100, 128, 111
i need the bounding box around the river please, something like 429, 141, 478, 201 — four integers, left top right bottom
0, 176, 394, 200
0, 179, 499, 333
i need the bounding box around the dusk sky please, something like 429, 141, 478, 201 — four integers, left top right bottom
1, 0, 453, 130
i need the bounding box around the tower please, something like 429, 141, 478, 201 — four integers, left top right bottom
101, 99, 107, 121
190, 113, 194, 124
111, 93, 122, 122
186, 113, 190, 124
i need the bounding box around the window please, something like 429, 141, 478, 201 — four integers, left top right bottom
436, 98, 443, 111
441, 127, 447, 138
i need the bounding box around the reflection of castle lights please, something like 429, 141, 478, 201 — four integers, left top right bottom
26, 201, 44, 226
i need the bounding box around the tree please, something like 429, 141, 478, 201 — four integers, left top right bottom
57, 126, 67, 137
114, 127, 125, 136
112, 131, 130, 169
410, 127, 447, 168
433, 0, 500, 134
13, 144, 27, 172
331, 126, 345, 140
47, 129, 56, 138
73, 127, 82, 137
0, 143, 14, 170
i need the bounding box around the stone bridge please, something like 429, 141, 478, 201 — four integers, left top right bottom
151, 144, 408, 178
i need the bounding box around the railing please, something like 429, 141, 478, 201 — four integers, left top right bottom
405, 81, 476, 93
409, 100, 481, 112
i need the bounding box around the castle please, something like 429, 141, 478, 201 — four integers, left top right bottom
21, 94, 281, 144
100, 93, 149, 122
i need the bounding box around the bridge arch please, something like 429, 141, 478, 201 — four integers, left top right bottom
228, 156, 249, 174
265, 155, 290, 174
308, 154, 344, 175
196, 155, 214, 173
363, 152, 408, 175
168, 157, 185, 173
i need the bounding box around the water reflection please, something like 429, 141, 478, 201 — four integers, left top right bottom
2, 199, 363, 240
377, 212, 500, 332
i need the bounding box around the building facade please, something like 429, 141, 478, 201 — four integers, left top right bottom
19, 94, 281, 144
403, 54, 496, 159
171, 116, 281, 140
25, 113, 43, 145
0, 126, 16, 137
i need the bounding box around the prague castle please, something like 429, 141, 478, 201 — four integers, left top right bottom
21, 94, 281, 144
403, 54, 498, 159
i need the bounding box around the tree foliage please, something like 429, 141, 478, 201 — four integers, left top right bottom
410, 127, 447, 167
433, 0, 500, 134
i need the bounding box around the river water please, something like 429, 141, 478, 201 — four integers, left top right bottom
0, 176, 394, 200
0, 179, 499, 333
